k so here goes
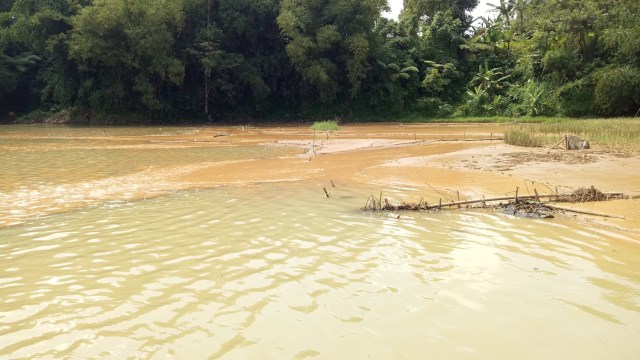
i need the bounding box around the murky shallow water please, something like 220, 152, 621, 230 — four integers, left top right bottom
1, 126, 640, 359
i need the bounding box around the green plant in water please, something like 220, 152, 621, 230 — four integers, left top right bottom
311, 120, 340, 155
311, 120, 340, 140
311, 120, 340, 133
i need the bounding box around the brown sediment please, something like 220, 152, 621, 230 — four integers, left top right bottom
3, 123, 640, 232
161, 124, 640, 232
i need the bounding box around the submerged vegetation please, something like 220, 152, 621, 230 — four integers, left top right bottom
1, 0, 639, 122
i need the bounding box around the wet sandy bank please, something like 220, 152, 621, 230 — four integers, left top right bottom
176, 123, 640, 233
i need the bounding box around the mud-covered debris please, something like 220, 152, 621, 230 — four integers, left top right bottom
557, 186, 623, 202
500, 200, 554, 218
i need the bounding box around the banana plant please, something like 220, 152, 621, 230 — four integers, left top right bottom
471, 62, 511, 102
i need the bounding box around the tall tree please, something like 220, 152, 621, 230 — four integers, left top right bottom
180, 0, 289, 118
401, 0, 478, 33
69, 0, 185, 113
1, 0, 88, 113
278, 0, 387, 105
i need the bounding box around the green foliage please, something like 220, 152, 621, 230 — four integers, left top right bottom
602, 0, 640, 65
278, 0, 386, 103
557, 80, 594, 117
593, 66, 640, 116
311, 120, 340, 132
69, 0, 184, 113
420, 10, 464, 64
507, 80, 559, 117
0, 52, 39, 94
2, 0, 640, 120
422, 61, 460, 98
457, 62, 510, 116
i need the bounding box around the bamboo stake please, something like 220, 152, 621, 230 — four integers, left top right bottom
547, 137, 566, 154
545, 204, 625, 219
423, 194, 568, 210
437, 138, 503, 142
425, 182, 454, 202
363, 192, 627, 211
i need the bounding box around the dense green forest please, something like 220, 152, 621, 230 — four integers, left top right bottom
1, 0, 639, 122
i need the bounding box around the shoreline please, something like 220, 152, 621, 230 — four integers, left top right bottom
2, 123, 639, 234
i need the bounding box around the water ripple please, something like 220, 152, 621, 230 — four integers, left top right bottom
0, 185, 639, 358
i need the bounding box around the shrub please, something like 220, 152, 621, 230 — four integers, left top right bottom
593, 66, 640, 116
507, 80, 559, 116
558, 79, 594, 117
311, 120, 339, 132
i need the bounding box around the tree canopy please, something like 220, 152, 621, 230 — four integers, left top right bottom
1, 0, 638, 122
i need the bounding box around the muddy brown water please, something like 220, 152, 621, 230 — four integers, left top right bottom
1, 125, 639, 359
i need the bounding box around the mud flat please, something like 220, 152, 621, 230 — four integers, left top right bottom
180, 123, 640, 234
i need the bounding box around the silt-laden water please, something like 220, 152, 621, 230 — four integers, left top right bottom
1, 125, 639, 359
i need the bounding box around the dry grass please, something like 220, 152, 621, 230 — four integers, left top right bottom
504, 128, 543, 147
505, 118, 640, 151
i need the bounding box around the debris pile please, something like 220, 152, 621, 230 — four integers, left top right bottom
558, 186, 613, 202
362, 186, 628, 219
500, 199, 554, 218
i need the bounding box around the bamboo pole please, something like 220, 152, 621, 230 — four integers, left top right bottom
544, 204, 625, 219
423, 195, 538, 209
421, 194, 600, 210
363, 192, 627, 211
547, 137, 566, 154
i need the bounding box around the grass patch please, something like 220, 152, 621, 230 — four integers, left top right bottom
311, 120, 340, 132
505, 118, 640, 151
504, 127, 544, 147
311, 120, 340, 149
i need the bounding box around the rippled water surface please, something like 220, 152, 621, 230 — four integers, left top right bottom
0, 125, 297, 226
1, 126, 640, 359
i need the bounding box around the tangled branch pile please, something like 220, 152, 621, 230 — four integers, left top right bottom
556, 186, 620, 202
